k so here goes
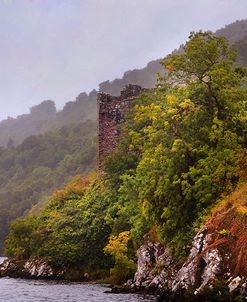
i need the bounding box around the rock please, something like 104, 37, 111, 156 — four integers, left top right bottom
0, 258, 55, 279
228, 276, 242, 292
130, 225, 247, 302
133, 239, 174, 290
0, 259, 26, 278
0, 257, 92, 281
228, 276, 247, 293
132, 225, 247, 300
171, 227, 222, 294
23, 258, 54, 278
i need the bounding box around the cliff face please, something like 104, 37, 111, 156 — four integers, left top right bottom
129, 182, 247, 299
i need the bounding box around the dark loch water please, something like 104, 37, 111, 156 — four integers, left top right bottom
0, 258, 155, 302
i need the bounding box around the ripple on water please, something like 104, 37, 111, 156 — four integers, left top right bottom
0, 278, 156, 302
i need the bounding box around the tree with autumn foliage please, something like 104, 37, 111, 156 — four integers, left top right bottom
105, 31, 247, 259
104, 231, 136, 284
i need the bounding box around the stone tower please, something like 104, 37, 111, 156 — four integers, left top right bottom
98, 84, 144, 169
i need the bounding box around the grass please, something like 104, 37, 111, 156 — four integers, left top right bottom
205, 181, 247, 276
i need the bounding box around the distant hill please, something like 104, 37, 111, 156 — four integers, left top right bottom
0, 101, 56, 147
215, 19, 247, 43
0, 59, 162, 148
0, 120, 96, 252
98, 59, 162, 95
0, 94, 97, 148
215, 19, 247, 67
235, 34, 247, 67
1, 19, 247, 148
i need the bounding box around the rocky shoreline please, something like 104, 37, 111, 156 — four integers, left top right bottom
1, 226, 246, 301
0, 257, 61, 280
0, 257, 91, 281
125, 226, 247, 301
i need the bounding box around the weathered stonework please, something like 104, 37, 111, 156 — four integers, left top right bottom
98, 84, 144, 168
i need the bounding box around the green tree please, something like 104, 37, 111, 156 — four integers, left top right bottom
111, 32, 247, 259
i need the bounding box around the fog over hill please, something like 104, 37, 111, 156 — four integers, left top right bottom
1, 1, 247, 121
1, 19, 247, 147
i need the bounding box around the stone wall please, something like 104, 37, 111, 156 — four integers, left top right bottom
98, 84, 144, 168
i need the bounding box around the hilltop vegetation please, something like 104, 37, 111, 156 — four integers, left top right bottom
4, 32, 247, 288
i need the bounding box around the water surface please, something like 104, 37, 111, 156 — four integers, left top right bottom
0, 258, 155, 302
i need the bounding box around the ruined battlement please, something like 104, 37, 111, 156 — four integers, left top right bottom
98, 84, 144, 168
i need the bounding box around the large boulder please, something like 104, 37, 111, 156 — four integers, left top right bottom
171, 227, 222, 293
133, 238, 174, 290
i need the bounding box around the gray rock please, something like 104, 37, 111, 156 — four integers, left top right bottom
133, 240, 174, 289
132, 226, 235, 295
0, 257, 55, 279
228, 276, 242, 292
171, 227, 223, 294
23, 258, 54, 278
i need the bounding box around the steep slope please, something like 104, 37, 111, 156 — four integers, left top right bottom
131, 181, 247, 300
215, 19, 247, 43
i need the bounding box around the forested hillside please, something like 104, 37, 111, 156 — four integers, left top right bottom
4, 32, 247, 297
0, 120, 96, 252
216, 19, 247, 67
215, 19, 247, 42
1, 19, 247, 254
0, 101, 57, 147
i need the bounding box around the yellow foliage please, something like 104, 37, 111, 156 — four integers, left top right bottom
104, 231, 136, 284
179, 99, 193, 109
166, 94, 178, 106
171, 139, 183, 153
167, 108, 178, 116
236, 205, 247, 216
104, 231, 130, 263
165, 64, 174, 72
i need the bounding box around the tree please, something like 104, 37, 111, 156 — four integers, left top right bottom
162, 31, 245, 120
104, 231, 136, 284
116, 32, 247, 259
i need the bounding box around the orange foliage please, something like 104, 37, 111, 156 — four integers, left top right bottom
51, 172, 97, 200
205, 181, 247, 276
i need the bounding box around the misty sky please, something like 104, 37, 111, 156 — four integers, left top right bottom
0, 0, 247, 121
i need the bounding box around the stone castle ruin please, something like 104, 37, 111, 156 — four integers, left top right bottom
98, 84, 144, 168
